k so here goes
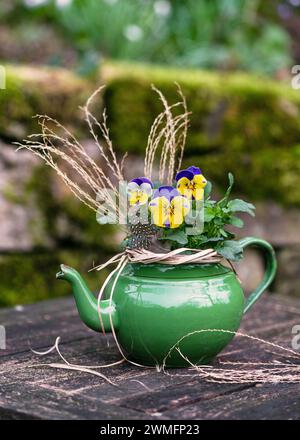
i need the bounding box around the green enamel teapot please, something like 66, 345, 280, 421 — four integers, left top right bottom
56, 237, 276, 367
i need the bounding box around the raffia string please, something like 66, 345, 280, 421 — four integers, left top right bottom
162, 329, 300, 383
27, 329, 300, 386
91, 247, 223, 272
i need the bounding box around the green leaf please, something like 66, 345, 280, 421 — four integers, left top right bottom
187, 235, 225, 249
227, 172, 234, 189
204, 214, 215, 222
218, 173, 234, 207
217, 240, 243, 261
227, 199, 255, 216
205, 236, 225, 243
224, 231, 236, 240
229, 216, 244, 228
204, 180, 212, 199
160, 229, 188, 245
204, 207, 215, 222
220, 229, 228, 237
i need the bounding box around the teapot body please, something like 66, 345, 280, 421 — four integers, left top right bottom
60, 237, 276, 367
107, 263, 245, 367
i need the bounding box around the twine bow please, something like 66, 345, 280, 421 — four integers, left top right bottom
91, 247, 223, 272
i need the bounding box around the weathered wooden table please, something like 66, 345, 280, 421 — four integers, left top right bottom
0, 294, 299, 420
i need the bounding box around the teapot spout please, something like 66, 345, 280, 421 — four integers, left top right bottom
56, 264, 118, 333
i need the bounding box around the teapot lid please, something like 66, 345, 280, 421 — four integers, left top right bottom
122, 263, 231, 279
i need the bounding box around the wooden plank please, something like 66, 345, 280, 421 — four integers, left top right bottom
0, 297, 86, 358
0, 381, 158, 420
108, 379, 254, 416
0, 295, 299, 420
0, 335, 196, 419
162, 383, 300, 420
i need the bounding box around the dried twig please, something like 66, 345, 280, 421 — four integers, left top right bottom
15, 88, 123, 220
144, 84, 190, 184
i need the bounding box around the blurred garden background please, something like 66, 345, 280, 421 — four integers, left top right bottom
1, 0, 300, 307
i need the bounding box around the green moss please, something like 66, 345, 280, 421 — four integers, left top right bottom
0, 164, 118, 308
101, 61, 300, 206
24, 165, 119, 250
2, 181, 26, 204
0, 251, 110, 307
185, 145, 300, 206
0, 64, 91, 140
102, 62, 300, 155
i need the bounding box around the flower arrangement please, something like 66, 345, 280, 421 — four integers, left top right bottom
125, 168, 255, 261
17, 85, 255, 263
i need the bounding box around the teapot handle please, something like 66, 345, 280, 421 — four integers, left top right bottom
237, 237, 277, 314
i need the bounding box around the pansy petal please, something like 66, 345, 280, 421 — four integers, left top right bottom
138, 192, 150, 205
177, 177, 191, 186
128, 191, 140, 206
153, 186, 176, 200
149, 196, 169, 227
187, 166, 202, 175
170, 196, 190, 228
175, 170, 194, 182
130, 177, 153, 187
169, 188, 181, 200
127, 181, 140, 193
149, 196, 169, 209
192, 187, 205, 201
140, 182, 153, 195
190, 174, 207, 201
193, 174, 207, 186
139, 177, 153, 187
171, 196, 191, 214
177, 177, 193, 199
128, 189, 150, 206
130, 178, 140, 185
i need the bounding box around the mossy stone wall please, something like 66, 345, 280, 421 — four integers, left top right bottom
2, 61, 300, 307
102, 62, 300, 206
0, 65, 90, 140
0, 251, 110, 307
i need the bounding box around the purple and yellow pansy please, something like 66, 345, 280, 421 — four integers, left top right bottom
128, 166, 205, 229
127, 177, 153, 206
175, 166, 207, 201
149, 186, 190, 229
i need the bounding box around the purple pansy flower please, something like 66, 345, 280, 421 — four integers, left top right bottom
130, 177, 153, 187
149, 186, 190, 229
175, 166, 207, 201
152, 185, 180, 201
127, 177, 153, 206
175, 166, 202, 182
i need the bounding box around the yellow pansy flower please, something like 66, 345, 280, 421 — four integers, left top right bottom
149, 186, 190, 228
176, 166, 207, 201
127, 177, 153, 206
